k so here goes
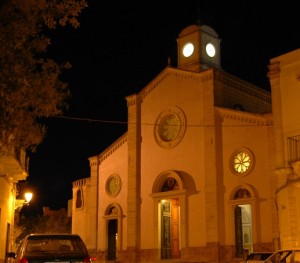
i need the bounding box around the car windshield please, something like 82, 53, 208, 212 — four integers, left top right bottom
267, 251, 293, 263
247, 253, 273, 261
25, 235, 87, 253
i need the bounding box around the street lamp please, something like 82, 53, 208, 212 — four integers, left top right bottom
15, 191, 33, 210
10, 190, 33, 253
24, 192, 33, 203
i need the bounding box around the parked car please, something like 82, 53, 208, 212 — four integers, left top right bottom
7, 233, 92, 263
242, 252, 274, 263
243, 249, 300, 263
265, 250, 300, 263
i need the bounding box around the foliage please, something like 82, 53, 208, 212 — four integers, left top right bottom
15, 209, 71, 244
0, 0, 88, 154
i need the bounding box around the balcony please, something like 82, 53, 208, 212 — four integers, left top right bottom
0, 146, 28, 182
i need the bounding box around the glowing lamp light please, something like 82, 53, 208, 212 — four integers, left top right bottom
24, 192, 33, 203
14, 191, 33, 210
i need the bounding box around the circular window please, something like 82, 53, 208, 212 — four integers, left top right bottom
230, 148, 254, 176
154, 107, 186, 149
106, 174, 121, 197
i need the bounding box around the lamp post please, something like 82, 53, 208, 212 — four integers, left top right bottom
12, 190, 33, 250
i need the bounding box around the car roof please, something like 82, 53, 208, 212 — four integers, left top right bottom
26, 233, 80, 237
25, 233, 82, 239
247, 252, 273, 256
273, 249, 300, 252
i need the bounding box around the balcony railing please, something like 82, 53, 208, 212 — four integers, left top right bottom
287, 135, 300, 163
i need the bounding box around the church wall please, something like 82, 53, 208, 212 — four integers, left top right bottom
97, 141, 128, 251
213, 71, 271, 114
138, 69, 215, 250
72, 178, 90, 244
269, 49, 300, 249
278, 51, 300, 137
221, 112, 275, 249
276, 184, 300, 249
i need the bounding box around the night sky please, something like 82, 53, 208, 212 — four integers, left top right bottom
23, 1, 300, 215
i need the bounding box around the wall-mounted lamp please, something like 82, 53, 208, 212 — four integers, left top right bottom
15, 192, 33, 210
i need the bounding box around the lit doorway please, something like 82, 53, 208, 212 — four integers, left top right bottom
107, 219, 118, 260
235, 204, 252, 257
160, 199, 180, 259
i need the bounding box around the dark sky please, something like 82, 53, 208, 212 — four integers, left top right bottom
23, 1, 300, 214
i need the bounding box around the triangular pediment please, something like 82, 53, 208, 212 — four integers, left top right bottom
126, 66, 214, 105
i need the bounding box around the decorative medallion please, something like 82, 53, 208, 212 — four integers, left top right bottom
106, 174, 121, 197
154, 107, 186, 149
230, 148, 254, 176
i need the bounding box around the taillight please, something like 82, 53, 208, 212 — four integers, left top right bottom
19, 258, 28, 263
83, 257, 92, 263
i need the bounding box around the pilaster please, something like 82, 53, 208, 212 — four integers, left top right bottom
268, 61, 284, 168
125, 94, 141, 262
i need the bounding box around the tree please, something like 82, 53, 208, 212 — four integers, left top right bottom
15, 210, 72, 244
0, 0, 88, 155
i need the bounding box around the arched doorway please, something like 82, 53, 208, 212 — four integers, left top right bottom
160, 199, 180, 259
152, 171, 186, 260
107, 219, 118, 260
104, 203, 123, 261
233, 188, 253, 257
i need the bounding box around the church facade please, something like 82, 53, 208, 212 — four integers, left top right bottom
71, 24, 300, 263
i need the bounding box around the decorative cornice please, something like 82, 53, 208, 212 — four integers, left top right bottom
127, 66, 270, 108
72, 177, 90, 188
97, 133, 128, 164
267, 61, 281, 80
126, 94, 138, 107
216, 107, 273, 127
134, 67, 214, 103
214, 70, 271, 105
89, 157, 98, 167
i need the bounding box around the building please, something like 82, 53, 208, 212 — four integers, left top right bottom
71, 24, 300, 263
0, 148, 28, 263
268, 49, 300, 249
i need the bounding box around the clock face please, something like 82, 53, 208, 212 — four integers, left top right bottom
154, 107, 186, 149
205, 43, 216, 57
182, 42, 194, 57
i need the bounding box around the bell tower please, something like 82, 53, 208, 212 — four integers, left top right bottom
177, 24, 221, 72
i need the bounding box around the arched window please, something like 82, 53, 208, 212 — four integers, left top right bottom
161, 177, 179, 192
233, 188, 251, 199
76, 189, 83, 208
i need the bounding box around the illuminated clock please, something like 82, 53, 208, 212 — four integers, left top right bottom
182, 42, 194, 57
205, 43, 216, 57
